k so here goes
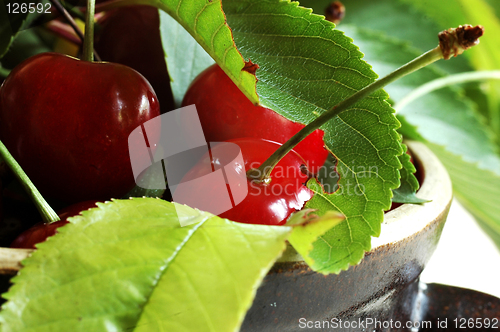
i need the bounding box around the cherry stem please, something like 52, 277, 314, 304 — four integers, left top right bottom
0, 141, 59, 224
49, 0, 102, 61
82, 0, 96, 62
249, 25, 484, 182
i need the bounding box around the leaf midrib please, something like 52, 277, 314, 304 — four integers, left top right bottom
133, 218, 209, 331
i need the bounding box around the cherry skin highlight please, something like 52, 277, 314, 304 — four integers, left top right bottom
10, 200, 100, 249
0, 53, 160, 202
174, 138, 314, 225
182, 64, 329, 173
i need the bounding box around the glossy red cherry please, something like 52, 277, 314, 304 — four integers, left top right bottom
0, 53, 160, 202
173, 138, 314, 225
10, 200, 100, 249
182, 64, 329, 172
95, 5, 174, 113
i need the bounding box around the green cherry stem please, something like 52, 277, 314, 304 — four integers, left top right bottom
82, 0, 96, 62
248, 25, 484, 182
50, 0, 102, 62
0, 141, 59, 223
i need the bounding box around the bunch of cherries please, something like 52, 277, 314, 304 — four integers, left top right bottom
0, 5, 328, 249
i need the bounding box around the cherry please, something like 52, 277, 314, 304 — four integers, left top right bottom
182, 64, 329, 173
10, 200, 100, 249
0, 52, 160, 203
173, 138, 314, 225
95, 5, 175, 113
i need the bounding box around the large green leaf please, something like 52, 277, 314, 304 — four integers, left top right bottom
427, 143, 500, 251
0, 199, 291, 331
159, 10, 214, 107
334, 24, 500, 248
485, 0, 500, 16
301, 0, 500, 253
223, 0, 403, 273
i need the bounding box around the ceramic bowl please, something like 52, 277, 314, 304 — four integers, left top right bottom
241, 141, 453, 331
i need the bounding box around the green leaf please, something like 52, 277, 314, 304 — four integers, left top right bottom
396, 114, 426, 142
223, 0, 403, 273
0, 2, 25, 59
145, 0, 258, 104
300, 0, 500, 250
0, 1, 43, 59
427, 143, 500, 251
485, 0, 500, 16
286, 202, 344, 272
0, 27, 51, 71
392, 143, 429, 204
159, 10, 214, 107
300, 179, 373, 273
0, 199, 291, 331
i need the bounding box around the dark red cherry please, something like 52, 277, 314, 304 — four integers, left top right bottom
10, 200, 100, 249
0, 53, 160, 202
182, 64, 329, 173
95, 5, 174, 113
173, 138, 314, 225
